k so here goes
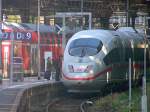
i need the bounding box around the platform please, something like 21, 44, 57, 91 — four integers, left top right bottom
0, 77, 55, 112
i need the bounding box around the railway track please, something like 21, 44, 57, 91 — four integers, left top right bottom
46, 82, 129, 112
47, 94, 96, 112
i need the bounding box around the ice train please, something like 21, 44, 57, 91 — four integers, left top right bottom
62, 27, 148, 93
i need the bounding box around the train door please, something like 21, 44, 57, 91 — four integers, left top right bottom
30, 44, 38, 75
111, 37, 126, 80
2, 41, 11, 78
117, 37, 126, 79
130, 39, 141, 82
122, 39, 129, 80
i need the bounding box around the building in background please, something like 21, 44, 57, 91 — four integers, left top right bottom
1, 0, 150, 29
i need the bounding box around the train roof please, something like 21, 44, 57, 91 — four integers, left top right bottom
70, 27, 144, 41
116, 27, 144, 39
117, 27, 138, 33
69, 29, 114, 42
67, 27, 144, 47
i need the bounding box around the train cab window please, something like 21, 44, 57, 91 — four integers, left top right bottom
68, 38, 103, 57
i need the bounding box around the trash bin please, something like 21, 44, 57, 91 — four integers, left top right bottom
13, 73, 24, 82
44, 71, 51, 80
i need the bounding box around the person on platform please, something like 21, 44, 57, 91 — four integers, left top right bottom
44, 57, 53, 80
53, 56, 62, 81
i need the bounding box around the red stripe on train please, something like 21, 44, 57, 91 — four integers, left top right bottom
62, 63, 143, 81
62, 67, 112, 80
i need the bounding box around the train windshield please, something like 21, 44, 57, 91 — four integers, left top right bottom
68, 38, 103, 57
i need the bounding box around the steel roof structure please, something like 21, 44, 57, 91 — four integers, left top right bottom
2, 0, 150, 23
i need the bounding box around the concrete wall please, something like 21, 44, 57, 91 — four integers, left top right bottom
17, 82, 66, 112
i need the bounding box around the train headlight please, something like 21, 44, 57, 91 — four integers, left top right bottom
84, 65, 93, 73
68, 65, 74, 73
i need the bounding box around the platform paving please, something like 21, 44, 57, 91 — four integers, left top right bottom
0, 77, 53, 112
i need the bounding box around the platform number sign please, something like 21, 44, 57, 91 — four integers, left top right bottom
1, 32, 32, 41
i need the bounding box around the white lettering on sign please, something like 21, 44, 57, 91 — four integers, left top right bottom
26, 32, 32, 40
17, 32, 22, 39
3, 33, 9, 39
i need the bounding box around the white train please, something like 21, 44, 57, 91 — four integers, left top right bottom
62, 27, 148, 93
